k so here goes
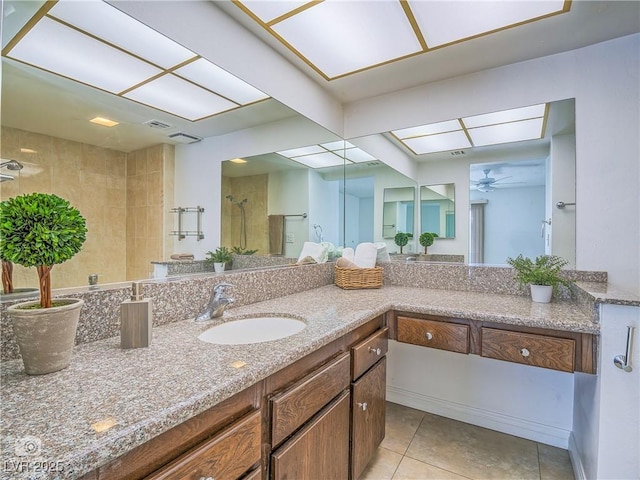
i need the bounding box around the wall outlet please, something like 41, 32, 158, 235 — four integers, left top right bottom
286, 233, 294, 243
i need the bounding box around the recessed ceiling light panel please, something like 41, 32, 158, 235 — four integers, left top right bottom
175, 58, 268, 105
271, 1, 421, 78
277, 145, 325, 157
344, 148, 376, 163
463, 103, 546, 128
124, 74, 237, 121
240, 0, 310, 23
403, 130, 472, 155
408, 0, 567, 48
467, 118, 544, 147
7, 16, 161, 93
287, 151, 345, 169
49, 0, 196, 69
393, 119, 462, 139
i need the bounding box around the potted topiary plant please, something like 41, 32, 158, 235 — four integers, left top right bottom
418, 232, 439, 254
506, 254, 571, 303
394, 232, 409, 254
206, 246, 233, 272
0, 193, 87, 374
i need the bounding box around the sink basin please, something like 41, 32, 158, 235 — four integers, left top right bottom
198, 316, 306, 345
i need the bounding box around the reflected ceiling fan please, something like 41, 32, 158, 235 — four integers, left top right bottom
472, 169, 520, 192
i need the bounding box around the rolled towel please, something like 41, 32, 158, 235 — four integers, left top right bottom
354, 242, 378, 268
374, 242, 391, 263
170, 253, 194, 261
342, 247, 355, 263
336, 257, 360, 269
297, 242, 329, 264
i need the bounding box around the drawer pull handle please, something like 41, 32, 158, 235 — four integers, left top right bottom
357, 402, 368, 411
425, 332, 433, 341
520, 348, 530, 357
368, 346, 382, 356
199, 477, 214, 480
613, 326, 634, 373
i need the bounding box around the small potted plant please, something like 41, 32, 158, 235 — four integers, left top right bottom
0, 193, 87, 374
206, 246, 233, 272
419, 232, 439, 254
506, 254, 571, 303
394, 232, 409, 254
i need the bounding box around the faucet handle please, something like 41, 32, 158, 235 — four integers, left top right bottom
213, 282, 234, 293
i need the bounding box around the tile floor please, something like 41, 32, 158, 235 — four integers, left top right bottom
359, 402, 575, 480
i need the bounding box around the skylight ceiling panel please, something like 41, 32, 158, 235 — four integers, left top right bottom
175, 59, 268, 105
49, 0, 196, 69
403, 130, 472, 155
240, 0, 311, 23
7, 16, 161, 94
463, 103, 546, 128
467, 118, 544, 147
344, 148, 376, 163
278, 145, 325, 157
393, 119, 462, 139
124, 74, 238, 121
271, 1, 422, 78
409, 0, 567, 48
320, 140, 355, 151
290, 151, 345, 169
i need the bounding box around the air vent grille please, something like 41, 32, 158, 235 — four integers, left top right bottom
168, 132, 202, 144
450, 150, 466, 156
144, 119, 172, 129
366, 161, 381, 166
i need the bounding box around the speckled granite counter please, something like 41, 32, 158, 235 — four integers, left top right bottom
1, 285, 597, 479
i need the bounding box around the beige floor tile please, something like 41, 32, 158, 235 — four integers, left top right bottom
405, 413, 540, 480
358, 446, 404, 480
381, 402, 427, 455
392, 456, 471, 480
538, 443, 574, 480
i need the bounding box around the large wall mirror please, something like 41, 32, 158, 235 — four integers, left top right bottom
420, 184, 455, 239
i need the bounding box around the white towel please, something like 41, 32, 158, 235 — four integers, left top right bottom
374, 242, 391, 263
342, 247, 355, 263
354, 242, 378, 268
297, 242, 329, 264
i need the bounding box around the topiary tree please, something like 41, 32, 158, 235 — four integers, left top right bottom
0, 193, 87, 308
419, 232, 439, 254
394, 232, 409, 254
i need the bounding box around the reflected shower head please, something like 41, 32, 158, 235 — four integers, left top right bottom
0, 160, 23, 171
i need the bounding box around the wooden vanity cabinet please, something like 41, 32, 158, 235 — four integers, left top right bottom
350, 328, 389, 480
392, 311, 596, 374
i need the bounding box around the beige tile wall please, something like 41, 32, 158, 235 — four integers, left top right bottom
1, 127, 174, 291
221, 174, 268, 254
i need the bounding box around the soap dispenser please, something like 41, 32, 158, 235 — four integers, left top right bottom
120, 282, 152, 349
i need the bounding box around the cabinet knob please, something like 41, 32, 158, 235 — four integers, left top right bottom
199, 477, 214, 480
368, 346, 381, 356
520, 348, 530, 357
425, 332, 433, 340
357, 402, 368, 411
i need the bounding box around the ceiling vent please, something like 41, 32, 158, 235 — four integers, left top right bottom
168, 132, 202, 144
450, 150, 466, 156
144, 119, 172, 129
366, 161, 381, 166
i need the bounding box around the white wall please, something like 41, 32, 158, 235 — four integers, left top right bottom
387, 341, 575, 448
308, 170, 341, 246
345, 34, 640, 292
268, 169, 309, 258
572, 304, 640, 479
550, 134, 577, 266
470, 186, 545, 265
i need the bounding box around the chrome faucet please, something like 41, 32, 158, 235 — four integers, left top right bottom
195, 283, 235, 322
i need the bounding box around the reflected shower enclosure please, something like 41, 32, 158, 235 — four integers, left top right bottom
226, 195, 248, 250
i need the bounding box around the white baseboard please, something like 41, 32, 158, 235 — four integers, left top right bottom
387, 385, 570, 449
568, 432, 587, 480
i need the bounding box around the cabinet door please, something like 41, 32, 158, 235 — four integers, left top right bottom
351, 357, 386, 480
271, 391, 350, 480
147, 410, 261, 480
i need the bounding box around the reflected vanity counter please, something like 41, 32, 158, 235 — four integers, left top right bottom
391, 253, 465, 263
151, 254, 298, 278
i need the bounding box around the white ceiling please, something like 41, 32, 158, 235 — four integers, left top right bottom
1, 0, 638, 154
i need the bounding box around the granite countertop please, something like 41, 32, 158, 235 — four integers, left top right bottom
0, 285, 597, 479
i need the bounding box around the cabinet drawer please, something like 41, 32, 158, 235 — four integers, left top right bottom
146, 409, 261, 480
271, 352, 350, 447
481, 328, 576, 372
397, 316, 469, 354
352, 327, 388, 380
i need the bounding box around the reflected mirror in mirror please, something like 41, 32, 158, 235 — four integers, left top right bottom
420, 184, 455, 239
382, 187, 415, 239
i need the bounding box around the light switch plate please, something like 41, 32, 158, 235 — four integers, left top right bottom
286, 233, 294, 243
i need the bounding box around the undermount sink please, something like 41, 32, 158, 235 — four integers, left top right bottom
197, 316, 307, 345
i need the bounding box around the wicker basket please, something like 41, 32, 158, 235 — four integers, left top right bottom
334, 266, 383, 289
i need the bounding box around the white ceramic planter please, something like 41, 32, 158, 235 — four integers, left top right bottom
213, 262, 225, 273
8, 298, 83, 375
530, 284, 553, 303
